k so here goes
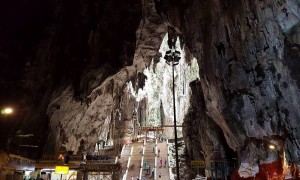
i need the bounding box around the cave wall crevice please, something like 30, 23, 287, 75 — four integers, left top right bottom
183, 80, 237, 178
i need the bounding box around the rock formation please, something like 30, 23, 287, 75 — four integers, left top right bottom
157, 0, 300, 178
0, 0, 300, 179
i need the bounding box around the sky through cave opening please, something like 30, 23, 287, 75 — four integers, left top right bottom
126, 33, 199, 138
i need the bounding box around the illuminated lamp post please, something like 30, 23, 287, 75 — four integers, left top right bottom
1, 107, 14, 153
164, 40, 181, 180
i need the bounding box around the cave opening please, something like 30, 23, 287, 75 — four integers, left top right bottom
126, 33, 199, 138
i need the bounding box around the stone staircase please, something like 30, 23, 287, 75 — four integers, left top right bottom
142, 142, 156, 178
126, 142, 143, 179
156, 141, 170, 179
119, 145, 132, 172
120, 139, 170, 180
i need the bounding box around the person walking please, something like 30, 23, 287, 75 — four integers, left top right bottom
144, 161, 148, 169
158, 173, 162, 178
164, 158, 167, 167
151, 167, 155, 177
160, 158, 163, 168
148, 164, 151, 174
158, 148, 160, 157
140, 146, 143, 153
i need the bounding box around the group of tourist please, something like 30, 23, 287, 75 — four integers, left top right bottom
159, 158, 167, 168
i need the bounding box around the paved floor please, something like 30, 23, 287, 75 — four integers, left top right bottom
156, 140, 169, 180
120, 138, 171, 180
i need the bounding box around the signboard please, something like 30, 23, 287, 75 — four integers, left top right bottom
191, 160, 205, 168
1, 153, 35, 170
55, 166, 69, 174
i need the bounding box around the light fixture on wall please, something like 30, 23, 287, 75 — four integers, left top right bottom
269, 144, 276, 150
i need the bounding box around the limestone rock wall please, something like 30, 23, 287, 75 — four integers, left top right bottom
183, 80, 235, 178
2, 2, 300, 179
156, 0, 300, 177
44, 0, 167, 153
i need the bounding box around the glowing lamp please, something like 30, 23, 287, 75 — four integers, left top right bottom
24, 170, 31, 176
269, 144, 276, 149
1, 107, 13, 115
58, 154, 64, 160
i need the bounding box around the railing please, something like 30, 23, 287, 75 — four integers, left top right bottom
98, 146, 119, 156
86, 159, 115, 164
2, 153, 35, 170
70, 155, 82, 161
139, 127, 164, 131
39, 154, 57, 161
39, 154, 116, 163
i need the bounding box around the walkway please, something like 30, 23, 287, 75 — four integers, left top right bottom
155, 140, 169, 180
120, 137, 171, 180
